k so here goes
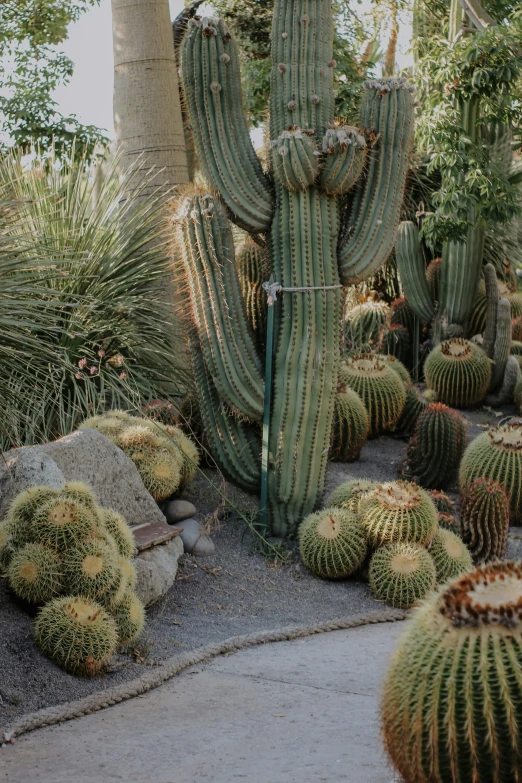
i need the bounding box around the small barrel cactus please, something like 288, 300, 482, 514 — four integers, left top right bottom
389, 296, 416, 336
339, 354, 406, 436
62, 538, 119, 601
359, 481, 439, 548
299, 507, 368, 579
330, 388, 369, 462
80, 411, 134, 439
381, 561, 522, 783
35, 596, 118, 676
424, 337, 491, 408
7, 543, 63, 604
428, 528, 472, 583
116, 425, 183, 501
111, 590, 145, 645
378, 353, 411, 385
0, 521, 12, 570
325, 478, 377, 513
390, 384, 427, 439
369, 542, 436, 609
4, 486, 61, 548
30, 490, 100, 551
460, 476, 510, 562
345, 300, 389, 349
460, 418, 522, 523
99, 508, 136, 559
428, 489, 455, 516
379, 324, 411, 367
405, 403, 467, 489
149, 422, 200, 487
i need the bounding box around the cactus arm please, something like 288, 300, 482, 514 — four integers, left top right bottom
485, 355, 520, 406
395, 221, 436, 322
483, 263, 499, 355
176, 193, 265, 421
337, 80, 415, 285
489, 297, 512, 392
181, 19, 273, 233
438, 222, 485, 328
190, 334, 260, 492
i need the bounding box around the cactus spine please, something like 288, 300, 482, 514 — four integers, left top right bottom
405, 403, 467, 489
460, 477, 510, 562
381, 561, 522, 783
177, 4, 415, 537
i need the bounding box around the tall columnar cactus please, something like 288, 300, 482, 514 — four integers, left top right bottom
176, 4, 415, 536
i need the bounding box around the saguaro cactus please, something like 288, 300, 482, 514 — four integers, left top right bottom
175, 2, 415, 536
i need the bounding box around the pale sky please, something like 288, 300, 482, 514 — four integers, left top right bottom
53, 0, 414, 140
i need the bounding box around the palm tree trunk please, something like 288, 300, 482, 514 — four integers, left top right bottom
111, 0, 189, 194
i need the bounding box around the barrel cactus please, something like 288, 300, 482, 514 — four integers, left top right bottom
405, 403, 467, 489
149, 422, 200, 487
369, 541, 436, 608
330, 388, 369, 462
425, 257, 441, 304
345, 300, 389, 349
460, 476, 510, 561
175, 2, 415, 537
381, 561, 522, 783
80, 411, 134, 439
116, 426, 183, 501
389, 296, 416, 336
378, 324, 411, 367
429, 489, 455, 516
99, 508, 136, 560
511, 340, 522, 355
339, 354, 406, 436
62, 538, 119, 601
390, 384, 428, 438
379, 354, 411, 385
0, 521, 12, 570
7, 543, 63, 604
359, 481, 439, 548
110, 590, 145, 645
325, 478, 376, 513
428, 528, 472, 582
236, 240, 269, 349
35, 596, 118, 676
513, 316, 522, 341
424, 337, 491, 408
299, 507, 368, 579
30, 489, 100, 551
4, 485, 61, 548
460, 418, 522, 523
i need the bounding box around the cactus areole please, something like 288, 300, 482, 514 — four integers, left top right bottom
176, 1, 415, 536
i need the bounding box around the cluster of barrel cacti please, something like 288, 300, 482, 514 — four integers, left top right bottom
0, 483, 144, 675
382, 560, 522, 783
80, 410, 199, 501
173, 0, 415, 537
300, 477, 472, 608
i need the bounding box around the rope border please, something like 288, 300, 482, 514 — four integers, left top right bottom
2, 608, 406, 743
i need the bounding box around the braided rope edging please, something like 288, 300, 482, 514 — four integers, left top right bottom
2, 608, 406, 743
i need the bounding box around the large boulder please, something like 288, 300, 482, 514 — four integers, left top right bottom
134, 535, 184, 607
0, 447, 65, 520
40, 429, 165, 527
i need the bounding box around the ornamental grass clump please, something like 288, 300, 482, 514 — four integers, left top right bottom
2, 482, 145, 674
424, 337, 491, 408
299, 507, 368, 579
381, 561, 522, 783
339, 354, 406, 436
460, 418, 522, 522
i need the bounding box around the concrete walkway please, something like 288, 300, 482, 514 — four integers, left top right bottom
2, 622, 404, 783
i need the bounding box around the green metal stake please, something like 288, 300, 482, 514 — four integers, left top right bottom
260, 277, 276, 534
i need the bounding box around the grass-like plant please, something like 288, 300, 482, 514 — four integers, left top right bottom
0, 145, 189, 448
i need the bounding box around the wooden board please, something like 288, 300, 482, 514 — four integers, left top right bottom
132, 522, 182, 552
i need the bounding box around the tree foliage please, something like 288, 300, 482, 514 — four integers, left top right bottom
0, 0, 108, 159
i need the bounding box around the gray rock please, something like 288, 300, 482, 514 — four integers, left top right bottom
0, 448, 65, 520
40, 429, 165, 527
178, 518, 215, 557
165, 499, 196, 524
134, 535, 184, 607
506, 528, 522, 560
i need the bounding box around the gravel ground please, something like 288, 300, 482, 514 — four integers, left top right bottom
0, 400, 512, 734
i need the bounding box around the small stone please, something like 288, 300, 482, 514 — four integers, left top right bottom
165, 499, 197, 525
178, 518, 215, 557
